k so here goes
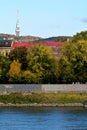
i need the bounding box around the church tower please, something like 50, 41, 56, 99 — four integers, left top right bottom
15, 11, 20, 36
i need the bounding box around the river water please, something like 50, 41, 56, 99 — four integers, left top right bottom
0, 107, 87, 130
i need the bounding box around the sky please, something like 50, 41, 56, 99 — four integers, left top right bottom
0, 0, 87, 38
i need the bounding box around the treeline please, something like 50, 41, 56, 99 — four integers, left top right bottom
0, 31, 87, 84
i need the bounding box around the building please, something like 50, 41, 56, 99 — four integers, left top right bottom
0, 40, 12, 56
11, 42, 33, 49
11, 41, 63, 58
44, 41, 63, 58
0, 40, 63, 58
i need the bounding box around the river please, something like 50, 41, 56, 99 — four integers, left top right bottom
0, 107, 87, 130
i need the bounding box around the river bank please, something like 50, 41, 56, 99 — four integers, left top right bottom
0, 92, 86, 107
0, 102, 83, 107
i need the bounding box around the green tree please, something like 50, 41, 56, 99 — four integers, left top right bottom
71, 31, 87, 42
56, 36, 68, 42
21, 70, 37, 83
0, 54, 10, 83
27, 44, 59, 83
59, 56, 75, 83
9, 47, 28, 70
59, 40, 87, 83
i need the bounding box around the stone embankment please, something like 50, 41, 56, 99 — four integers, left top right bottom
0, 84, 86, 107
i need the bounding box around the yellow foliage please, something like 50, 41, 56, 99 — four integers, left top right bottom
8, 60, 21, 77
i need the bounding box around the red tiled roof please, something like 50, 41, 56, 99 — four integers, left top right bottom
11, 41, 63, 49
12, 42, 33, 49
44, 42, 63, 46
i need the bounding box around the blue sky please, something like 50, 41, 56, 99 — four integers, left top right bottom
0, 0, 87, 38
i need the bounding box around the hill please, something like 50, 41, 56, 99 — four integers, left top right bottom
0, 33, 72, 42
35, 36, 72, 42
0, 33, 42, 42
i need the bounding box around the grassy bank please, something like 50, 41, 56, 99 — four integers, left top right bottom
0, 92, 86, 104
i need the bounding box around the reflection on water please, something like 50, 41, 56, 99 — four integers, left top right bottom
0, 107, 87, 130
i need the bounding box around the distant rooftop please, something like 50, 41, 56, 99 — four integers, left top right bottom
12, 42, 34, 49
44, 41, 63, 46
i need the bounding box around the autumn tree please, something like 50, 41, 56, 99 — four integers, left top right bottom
8, 60, 22, 83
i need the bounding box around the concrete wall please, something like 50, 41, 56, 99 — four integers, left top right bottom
0, 84, 87, 93
0, 84, 42, 93
42, 84, 87, 92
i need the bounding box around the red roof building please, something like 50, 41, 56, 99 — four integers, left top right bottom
12, 42, 34, 49
11, 41, 63, 58
12, 41, 63, 49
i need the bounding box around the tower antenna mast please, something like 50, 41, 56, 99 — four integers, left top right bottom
15, 10, 20, 36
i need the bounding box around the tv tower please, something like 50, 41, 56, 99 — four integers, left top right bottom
15, 10, 20, 36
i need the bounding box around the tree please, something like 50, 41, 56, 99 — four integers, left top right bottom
71, 31, 87, 42
59, 40, 87, 83
21, 70, 37, 83
59, 56, 75, 83
7, 60, 22, 83
9, 47, 28, 70
27, 44, 59, 83
43, 57, 59, 83
0, 54, 10, 83
56, 36, 69, 42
